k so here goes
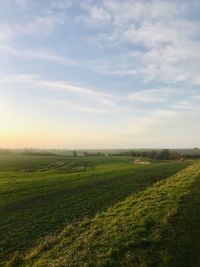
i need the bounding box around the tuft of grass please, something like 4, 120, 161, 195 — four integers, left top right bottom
15, 161, 200, 267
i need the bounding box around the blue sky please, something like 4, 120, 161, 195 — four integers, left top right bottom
0, 0, 199, 148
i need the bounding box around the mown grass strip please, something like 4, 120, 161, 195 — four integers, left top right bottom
13, 161, 200, 267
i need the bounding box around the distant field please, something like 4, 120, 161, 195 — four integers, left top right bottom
13, 161, 200, 267
0, 154, 189, 265
0, 154, 133, 171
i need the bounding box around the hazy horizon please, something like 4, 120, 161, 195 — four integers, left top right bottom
0, 0, 199, 148
1, 146, 199, 150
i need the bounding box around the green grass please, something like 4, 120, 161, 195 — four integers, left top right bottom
159, 167, 200, 266
13, 161, 200, 267
0, 155, 189, 265
0, 154, 133, 171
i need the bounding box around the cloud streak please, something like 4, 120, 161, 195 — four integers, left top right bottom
128, 88, 184, 103
0, 74, 117, 110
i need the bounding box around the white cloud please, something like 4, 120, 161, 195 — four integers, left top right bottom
14, 0, 71, 10
0, 13, 64, 44
15, 0, 30, 8
51, 0, 72, 10
128, 88, 180, 103
173, 98, 200, 111
80, 2, 111, 26
0, 74, 38, 83
0, 42, 79, 68
0, 25, 15, 42
1, 0, 199, 85
15, 14, 64, 36
39, 80, 115, 99
120, 106, 200, 148
25, 50, 77, 65
78, 0, 200, 85
0, 74, 117, 104
0, 74, 131, 117
54, 100, 114, 114
125, 109, 181, 136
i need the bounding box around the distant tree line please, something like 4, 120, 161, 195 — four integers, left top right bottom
72, 151, 105, 157
108, 149, 200, 160
109, 149, 177, 160
77, 149, 200, 160
22, 150, 59, 156
0, 148, 199, 160
183, 154, 200, 159
0, 149, 11, 155
79, 151, 105, 157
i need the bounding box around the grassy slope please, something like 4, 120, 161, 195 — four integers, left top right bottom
13, 161, 200, 267
0, 160, 188, 265
160, 167, 200, 267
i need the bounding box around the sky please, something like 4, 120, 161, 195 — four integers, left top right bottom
0, 0, 199, 149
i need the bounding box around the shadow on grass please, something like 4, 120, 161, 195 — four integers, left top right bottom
161, 177, 200, 267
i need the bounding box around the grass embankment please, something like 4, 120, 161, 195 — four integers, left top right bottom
12, 161, 200, 267
0, 161, 188, 265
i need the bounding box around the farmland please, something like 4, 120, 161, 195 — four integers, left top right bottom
16, 161, 200, 267
0, 153, 191, 266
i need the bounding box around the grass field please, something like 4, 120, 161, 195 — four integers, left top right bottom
9, 161, 200, 267
0, 154, 133, 171
0, 154, 190, 266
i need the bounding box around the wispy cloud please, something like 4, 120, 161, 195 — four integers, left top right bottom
0, 44, 78, 66
15, 0, 30, 8
1, 0, 200, 85
80, 2, 111, 27
126, 109, 181, 135
77, 0, 200, 85
38, 80, 116, 99
0, 74, 117, 105
0, 25, 15, 42
50, 0, 72, 10
16, 14, 64, 36
54, 100, 115, 114
128, 88, 183, 103
0, 11, 64, 45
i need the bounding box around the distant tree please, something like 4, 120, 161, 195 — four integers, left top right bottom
135, 151, 141, 157
156, 149, 170, 160
183, 154, 200, 159
141, 151, 148, 158
97, 152, 105, 156
130, 150, 136, 156
168, 151, 181, 160
72, 150, 77, 157
148, 150, 157, 159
